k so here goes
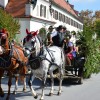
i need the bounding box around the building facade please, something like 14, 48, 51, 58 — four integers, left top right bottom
0, 0, 83, 41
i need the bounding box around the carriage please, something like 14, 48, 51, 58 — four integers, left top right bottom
64, 39, 85, 84
0, 28, 85, 100
47, 50, 85, 84
64, 53, 85, 84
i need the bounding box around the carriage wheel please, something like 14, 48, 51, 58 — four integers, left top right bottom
77, 77, 83, 84
77, 67, 83, 84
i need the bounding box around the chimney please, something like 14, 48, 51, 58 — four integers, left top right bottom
0, 0, 8, 8
25, 3, 33, 16
66, 0, 69, 3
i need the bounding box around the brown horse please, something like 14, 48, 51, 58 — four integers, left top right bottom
0, 29, 28, 100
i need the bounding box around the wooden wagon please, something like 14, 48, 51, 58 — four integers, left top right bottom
48, 53, 85, 84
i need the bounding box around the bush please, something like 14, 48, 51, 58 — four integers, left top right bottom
78, 25, 100, 78
84, 39, 100, 78
0, 9, 20, 41
39, 27, 47, 42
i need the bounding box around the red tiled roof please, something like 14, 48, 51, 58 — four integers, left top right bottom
5, 0, 28, 17
5, 0, 78, 18
53, 0, 78, 17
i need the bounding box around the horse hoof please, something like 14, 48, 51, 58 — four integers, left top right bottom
40, 98, 44, 100
6, 97, 10, 100
13, 91, 16, 95
34, 94, 38, 99
57, 92, 61, 96
23, 88, 26, 92
49, 93, 53, 96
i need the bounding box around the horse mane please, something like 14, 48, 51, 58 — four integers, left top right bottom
13, 43, 23, 51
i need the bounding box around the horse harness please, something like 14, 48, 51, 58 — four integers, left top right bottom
0, 42, 27, 69
28, 46, 62, 70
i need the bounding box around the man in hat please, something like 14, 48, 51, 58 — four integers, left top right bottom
50, 25, 65, 47
46, 26, 54, 46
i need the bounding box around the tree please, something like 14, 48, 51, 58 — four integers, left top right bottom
0, 9, 20, 40
94, 19, 100, 38
95, 10, 100, 19
39, 27, 47, 42
78, 10, 100, 78
79, 10, 93, 25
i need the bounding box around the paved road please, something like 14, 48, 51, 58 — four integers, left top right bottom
1, 73, 100, 100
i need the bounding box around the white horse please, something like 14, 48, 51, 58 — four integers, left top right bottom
23, 29, 65, 100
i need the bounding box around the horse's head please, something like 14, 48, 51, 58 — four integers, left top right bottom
0, 29, 9, 55
23, 29, 40, 57
0, 29, 8, 45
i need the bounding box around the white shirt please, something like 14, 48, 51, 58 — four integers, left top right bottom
70, 35, 76, 46
51, 30, 57, 38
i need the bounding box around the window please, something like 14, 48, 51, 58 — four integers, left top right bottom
76, 23, 78, 28
62, 15, 65, 22
55, 10, 58, 20
74, 21, 75, 27
65, 16, 68, 24
59, 13, 61, 21
68, 18, 70, 25
52, 9, 55, 18
40, 4, 46, 18
63, 15, 65, 23
71, 19, 73, 26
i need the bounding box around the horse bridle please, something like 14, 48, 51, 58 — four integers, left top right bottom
24, 36, 37, 57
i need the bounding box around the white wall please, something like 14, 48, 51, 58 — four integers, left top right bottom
35, 0, 83, 32
25, 0, 53, 22
16, 18, 52, 42
18, 0, 83, 42
30, 20, 44, 31
52, 4, 83, 32
16, 19, 30, 42
0, 0, 8, 8
30, 18, 55, 31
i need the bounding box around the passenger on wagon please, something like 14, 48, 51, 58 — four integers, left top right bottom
50, 25, 65, 47
62, 26, 67, 35
46, 26, 54, 46
64, 35, 76, 66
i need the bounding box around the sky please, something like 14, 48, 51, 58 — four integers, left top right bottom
69, 0, 100, 12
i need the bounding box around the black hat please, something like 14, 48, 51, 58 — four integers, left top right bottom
49, 26, 54, 29
56, 25, 63, 31
63, 26, 66, 30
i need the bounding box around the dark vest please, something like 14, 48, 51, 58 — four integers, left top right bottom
52, 32, 64, 47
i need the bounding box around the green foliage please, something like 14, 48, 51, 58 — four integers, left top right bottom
39, 27, 47, 42
84, 39, 100, 78
39, 27, 46, 34
0, 9, 20, 41
78, 10, 100, 78
78, 24, 100, 78
71, 31, 76, 35
94, 19, 100, 38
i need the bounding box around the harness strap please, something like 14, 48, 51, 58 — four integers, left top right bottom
12, 45, 21, 61
10, 43, 27, 66
45, 47, 55, 62
37, 35, 43, 55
